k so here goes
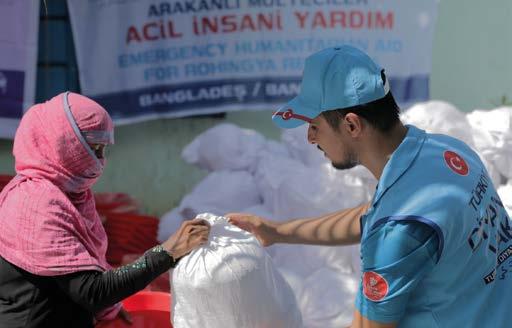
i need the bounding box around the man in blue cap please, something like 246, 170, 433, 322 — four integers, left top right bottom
228, 45, 512, 327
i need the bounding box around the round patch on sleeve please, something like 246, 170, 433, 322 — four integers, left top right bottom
362, 271, 389, 301
444, 150, 469, 176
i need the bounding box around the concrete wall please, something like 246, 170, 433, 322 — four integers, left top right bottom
430, 0, 512, 110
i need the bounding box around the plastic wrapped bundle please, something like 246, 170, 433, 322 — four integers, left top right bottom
497, 181, 512, 217
178, 170, 261, 219
298, 268, 359, 328
181, 123, 266, 172
401, 101, 503, 185
171, 213, 303, 328
401, 101, 476, 147
467, 107, 512, 181
281, 125, 327, 167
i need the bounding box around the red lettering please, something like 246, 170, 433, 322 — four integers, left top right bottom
312, 11, 327, 29
143, 22, 159, 41
221, 15, 237, 33
167, 21, 182, 37
376, 12, 393, 29
330, 11, 346, 28
126, 26, 141, 44
257, 13, 274, 30
201, 16, 218, 34
240, 14, 256, 31
294, 11, 308, 28
350, 11, 364, 28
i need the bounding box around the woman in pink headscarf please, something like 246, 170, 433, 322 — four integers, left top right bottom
0, 92, 209, 327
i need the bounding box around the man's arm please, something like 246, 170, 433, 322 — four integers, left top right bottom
349, 309, 397, 328
226, 202, 369, 246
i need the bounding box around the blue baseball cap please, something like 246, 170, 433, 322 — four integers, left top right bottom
272, 45, 390, 129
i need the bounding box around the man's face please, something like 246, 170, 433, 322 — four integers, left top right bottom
307, 115, 359, 170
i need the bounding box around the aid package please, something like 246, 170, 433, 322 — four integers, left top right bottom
171, 213, 303, 328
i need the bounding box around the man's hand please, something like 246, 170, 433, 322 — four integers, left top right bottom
226, 213, 279, 247
162, 219, 210, 259
227, 204, 368, 247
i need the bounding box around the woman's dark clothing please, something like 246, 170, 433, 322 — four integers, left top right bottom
0, 245, 175, 328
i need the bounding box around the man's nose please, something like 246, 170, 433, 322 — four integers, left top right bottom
307, 125, 316, 144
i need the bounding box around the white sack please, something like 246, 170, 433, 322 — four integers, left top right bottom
271, 243, 360, 280
171, 214, 303, 328
262, 140, 291, 160
497, 180, 512, 218
281, 125, 327, 167
179, 170, 261, 219
253, 154, 308, 215
298, 268, 359, 328
272, 164, 370, 220
181, 123, 266, 172
401, 101, 476, 147
467, 107, 512, 180
401, 102, 502, 185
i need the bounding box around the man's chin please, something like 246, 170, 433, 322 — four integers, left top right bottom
331, 161, 358, 170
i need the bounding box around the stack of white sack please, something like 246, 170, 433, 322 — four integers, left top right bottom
160, 122, 371, 327
401, 102, 512, 216
466, 107, 512, 182
158, 103, 512, 327
171, 213, 303, 328
400, 101, 502, 186
497, 181, 512, 216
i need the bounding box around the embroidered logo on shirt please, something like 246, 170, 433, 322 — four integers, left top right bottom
444, 150, 469, 176
363, 271, 389, 301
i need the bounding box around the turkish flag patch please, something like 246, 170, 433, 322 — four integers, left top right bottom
444, 150, 469, 176
362, 271, 389, 301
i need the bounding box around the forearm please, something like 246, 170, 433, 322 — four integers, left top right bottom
55, 245, 175, 313
275, 202, 369, 246
349, 309, 397, 328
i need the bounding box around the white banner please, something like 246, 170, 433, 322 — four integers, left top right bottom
0, 0, 40, 139
68, 0, 438, 124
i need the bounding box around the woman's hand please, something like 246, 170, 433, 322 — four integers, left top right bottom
162, 219, 210, 259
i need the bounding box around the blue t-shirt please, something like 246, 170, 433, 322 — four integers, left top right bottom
356, 220, 439, 322
355, 125, 512, 327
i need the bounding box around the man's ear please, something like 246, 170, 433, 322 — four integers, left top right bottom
343, 113, 363, 137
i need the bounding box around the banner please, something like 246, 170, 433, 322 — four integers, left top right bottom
0, 0, 40, 138
68, 0, 438, 124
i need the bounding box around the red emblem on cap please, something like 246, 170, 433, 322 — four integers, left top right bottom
273, 109, 312, 123
281, 109, 293, 120
444, 150, 469, 176
362, 271, 388, 301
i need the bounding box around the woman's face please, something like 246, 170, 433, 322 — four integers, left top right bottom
88, 143, 108, 159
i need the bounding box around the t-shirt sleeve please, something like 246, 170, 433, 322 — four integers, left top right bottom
355, 220, 440, 323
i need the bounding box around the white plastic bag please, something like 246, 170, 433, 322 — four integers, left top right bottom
171, 214, 303, 328
298, 268, 359, 328
179, 170, 261, 219
497, 180, 512, 217
281, 125, 327, 167
181, 123, 266, 172
401, 101, 476, 147
467, 107, 512, 180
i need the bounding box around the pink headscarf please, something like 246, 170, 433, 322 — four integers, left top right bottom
0, 92, 120, 320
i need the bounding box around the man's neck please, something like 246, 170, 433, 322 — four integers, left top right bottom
361, 123, 408, 180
